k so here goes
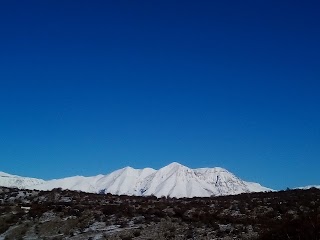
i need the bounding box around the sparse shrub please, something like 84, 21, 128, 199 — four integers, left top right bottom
1, 186, 320, 240
120, 235, 132, 240
133, 229, 141, 237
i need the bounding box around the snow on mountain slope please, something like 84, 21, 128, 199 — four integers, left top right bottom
0, 171, 45, 189
27, 162, 272, 198
96, 167, 156, 195
31, 175, 104, 193
194, 167, 249, 196
244, 182, 273, 192
140, 163, 214, 198
30, 167, 157, 195
297, 185, 320, 190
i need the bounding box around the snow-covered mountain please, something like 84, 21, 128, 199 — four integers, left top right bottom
24, 162, 272, 198
297, 185, 320, 190
0, 171, 45, 189
30, 167, 156, 194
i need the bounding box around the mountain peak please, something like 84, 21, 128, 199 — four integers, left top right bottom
168, 162, 183, 166
164, 162, 186, 169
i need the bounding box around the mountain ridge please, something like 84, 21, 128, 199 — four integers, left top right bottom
0, 171, 45, 189
0, 162, 274, 198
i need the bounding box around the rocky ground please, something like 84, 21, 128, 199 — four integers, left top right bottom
0, 187, 319, 239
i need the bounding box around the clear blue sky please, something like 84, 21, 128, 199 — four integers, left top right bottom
0, 1, 319, 190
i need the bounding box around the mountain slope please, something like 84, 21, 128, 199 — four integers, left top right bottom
0, 171, 45, 189
297, 185, 320, 190
28, 162, 272, 197
33, 167, 157, 194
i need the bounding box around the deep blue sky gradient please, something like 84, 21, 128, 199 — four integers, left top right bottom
0, 1, 319, 189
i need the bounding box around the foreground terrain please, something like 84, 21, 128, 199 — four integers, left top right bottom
0, 187, 319, 239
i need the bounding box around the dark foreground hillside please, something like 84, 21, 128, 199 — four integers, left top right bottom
0, 187, 319, 240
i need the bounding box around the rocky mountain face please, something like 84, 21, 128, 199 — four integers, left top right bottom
1, 162, 272, 198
